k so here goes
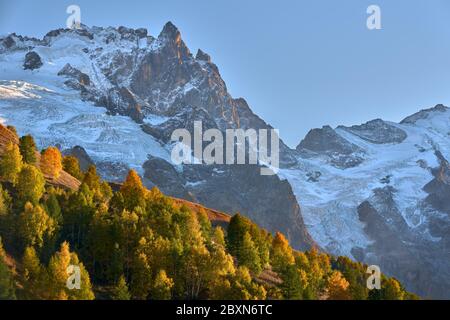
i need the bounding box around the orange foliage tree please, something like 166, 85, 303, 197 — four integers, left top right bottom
40, 147, 62, 179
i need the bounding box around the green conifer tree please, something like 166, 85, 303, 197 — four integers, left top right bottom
19, 135, 37, 165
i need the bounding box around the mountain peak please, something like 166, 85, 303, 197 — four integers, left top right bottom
159, 21, 181, 41
196, 49, 211, 62
400, 104, 449, 124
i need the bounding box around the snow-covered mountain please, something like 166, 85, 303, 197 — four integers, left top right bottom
281, 105, 450, 298
0, 23, 449, 298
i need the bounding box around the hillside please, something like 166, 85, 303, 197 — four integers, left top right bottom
0, 124, 80, 190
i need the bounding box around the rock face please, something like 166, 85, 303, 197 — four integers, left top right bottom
357, 186, 450, 299
296, 125, 364, 168
297, 125, 359, 154
423, 151, 450, 254
58, 63, 91, 87
400, 104, 449, 124
339, 119, 407, 144
23, 51, 43, 70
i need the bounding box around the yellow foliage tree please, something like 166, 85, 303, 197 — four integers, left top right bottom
22, 246, 47, 299
271, 232, 295, 271
151, 269, 174, 300
326, 270, 351, 300
17, 202, 55, 249
0, 142, 22, 184
120, 169, 147, 210
47, 241, 95, 300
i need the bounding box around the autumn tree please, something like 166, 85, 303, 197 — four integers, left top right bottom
0, 142, 22, 184
151, 269, 174, 300
40, 147, 62, 178
178, 211, 213, 299
205, 227, 235, 297
19, 135, 37, 165
62, 156, 83, 180
16, 164, 46, 208
280, 264, 307, 300
326, 270, 351, 300
197, 208, 212, 243
45, 192, 62, 226
300, 248, 331, 299
82, 165, 101, 190
22, 246, 46, 299
381, 278, 404, 300
209, 227, 235, 277
239, 232, 262, 275
0, 238, 16, 299
0, 186, 10, 216
333, 256, 368, 299
112, 275, 131, 300
17, 202, 55, 249
120, 170, 147, 211
47, 241, 95, 300
0, 186, 13, 245
130, 251, 152, 300
271, 232, 295, 272
229, 266, 266, 300
227, 213, 249, 257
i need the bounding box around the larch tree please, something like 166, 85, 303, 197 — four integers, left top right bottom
47, 241, 95, 300
16, 164, 46, 207
17, 202, 55, 249
82, 165, 101, 191
0, 238, 16, 300
19, 135, 37, 165
40, 147, 62, 179
227, 213, 249, 257
271, 232, 295, 272
326, 270, 351, 300
45, 193, 62, 226
239, 232, 262, 275
210, 227, 235, 276
62, 156, 83, 180
151, 269, 174, 300
0, 186, 13, 244
0, 185, 10, 216
120, 169, 147, 211
280, 264, 307, 300
381, 278, 405, 300
0, 142, 22, 184
130, 251, 152, 300
112, 274, 131, 300
22, 246, 46, 299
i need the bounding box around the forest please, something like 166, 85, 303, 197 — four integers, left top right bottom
0, 124, 418, 300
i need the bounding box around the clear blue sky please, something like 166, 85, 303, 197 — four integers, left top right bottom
1, 0, 450, 147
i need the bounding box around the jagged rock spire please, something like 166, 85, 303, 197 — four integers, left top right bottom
158, 21, 181, 42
